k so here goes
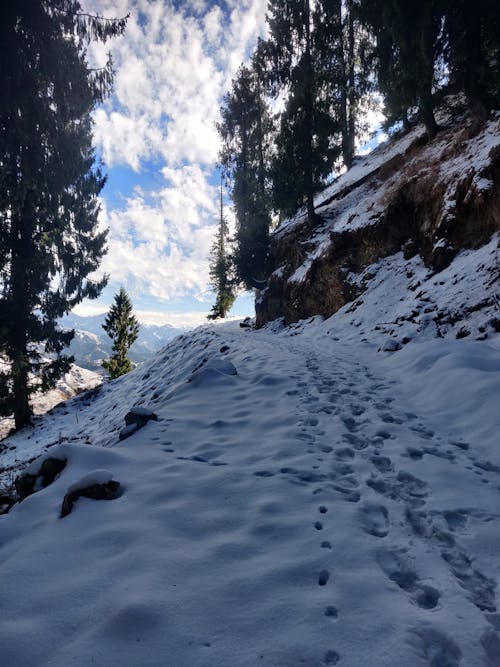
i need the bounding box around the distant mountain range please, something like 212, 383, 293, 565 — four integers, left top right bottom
60, 313, 185, 371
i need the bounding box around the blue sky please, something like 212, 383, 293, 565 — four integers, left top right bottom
76, 0, 268, 327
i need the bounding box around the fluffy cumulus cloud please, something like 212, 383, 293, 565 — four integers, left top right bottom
80, 0, 267, 319
97, 163, 217, 301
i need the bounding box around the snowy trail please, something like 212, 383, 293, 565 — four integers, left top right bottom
0, 321, 499, 666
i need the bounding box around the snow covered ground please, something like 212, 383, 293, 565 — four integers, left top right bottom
1, 273, 499, 665
0, 363, 102, 441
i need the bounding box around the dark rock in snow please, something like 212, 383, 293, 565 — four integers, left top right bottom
119, 407, 158, 441
39, 457, 67, 487
0, 493, 15, 515
124, 407, 158, 427
119, 423, 140, 441
15, 473, 37, 501
60, 480, 121, 518
15, 457, 67, 501
380, 339, 402, 352
403, 239, 419, 260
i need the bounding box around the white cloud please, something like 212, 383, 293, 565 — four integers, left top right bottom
81, 0, 267, 315
88, 0, 268, 171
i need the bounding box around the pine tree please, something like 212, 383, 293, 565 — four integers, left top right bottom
359, 0, 441, 139
207, 180, 235, 320
266, 0, 343, 222
442, 0, 500, 119
0, 1, 127, 429
217, 48, 273, 289
102, 287, 139, 379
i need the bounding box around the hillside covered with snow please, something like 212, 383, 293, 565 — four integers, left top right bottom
1, 102, 499, 666
0, 304, 499, 666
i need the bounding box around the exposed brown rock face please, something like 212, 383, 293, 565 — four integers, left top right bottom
257, 111, 500, 326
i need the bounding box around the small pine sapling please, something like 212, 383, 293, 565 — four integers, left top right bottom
102, 288, 139, 379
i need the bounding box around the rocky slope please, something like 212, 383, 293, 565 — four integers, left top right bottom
257, 103, 500, 341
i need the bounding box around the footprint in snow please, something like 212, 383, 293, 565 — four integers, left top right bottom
342, 433, 368, 450
370, 455, 393, 473
409, 424, 435, 439
410, 625, 461, 666
397, 471, 428, 499
379, 413, 403, 424
342, 416, 358, 432
359, 502, 389, 537
441, 548, 497, 613
377, 549, 440, 610
335, 447, 355, 460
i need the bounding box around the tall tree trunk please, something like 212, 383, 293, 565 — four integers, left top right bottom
304, 0, 315, 224
346, 0, 356, 168
338, 0, 349, 168
9, 213, 32, 430
462, 3, 488, 121
419, 17, 438, 141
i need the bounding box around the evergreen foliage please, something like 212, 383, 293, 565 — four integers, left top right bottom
266, 0, 343, 222
0, 1, 127, 429
218, 49, 273, 289
358, 0, 441, 139
207, 181, 235, 320
102, 287, 139, 379
442, 0, 500, 117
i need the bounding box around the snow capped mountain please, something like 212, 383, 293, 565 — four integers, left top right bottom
61, 313, 185, 369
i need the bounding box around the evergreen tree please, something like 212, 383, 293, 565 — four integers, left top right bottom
207, 180, 235, 320
0, 1, 127, 429
218, 48, 273, 289
442, 0, 500, 119
359, 0, 441, 139
266, 0, 343, 222
102, 287, 139, 379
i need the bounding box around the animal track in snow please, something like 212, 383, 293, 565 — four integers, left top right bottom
318, 569, 330, 586
324, 605, 338, 618
323, 649, 340, 664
